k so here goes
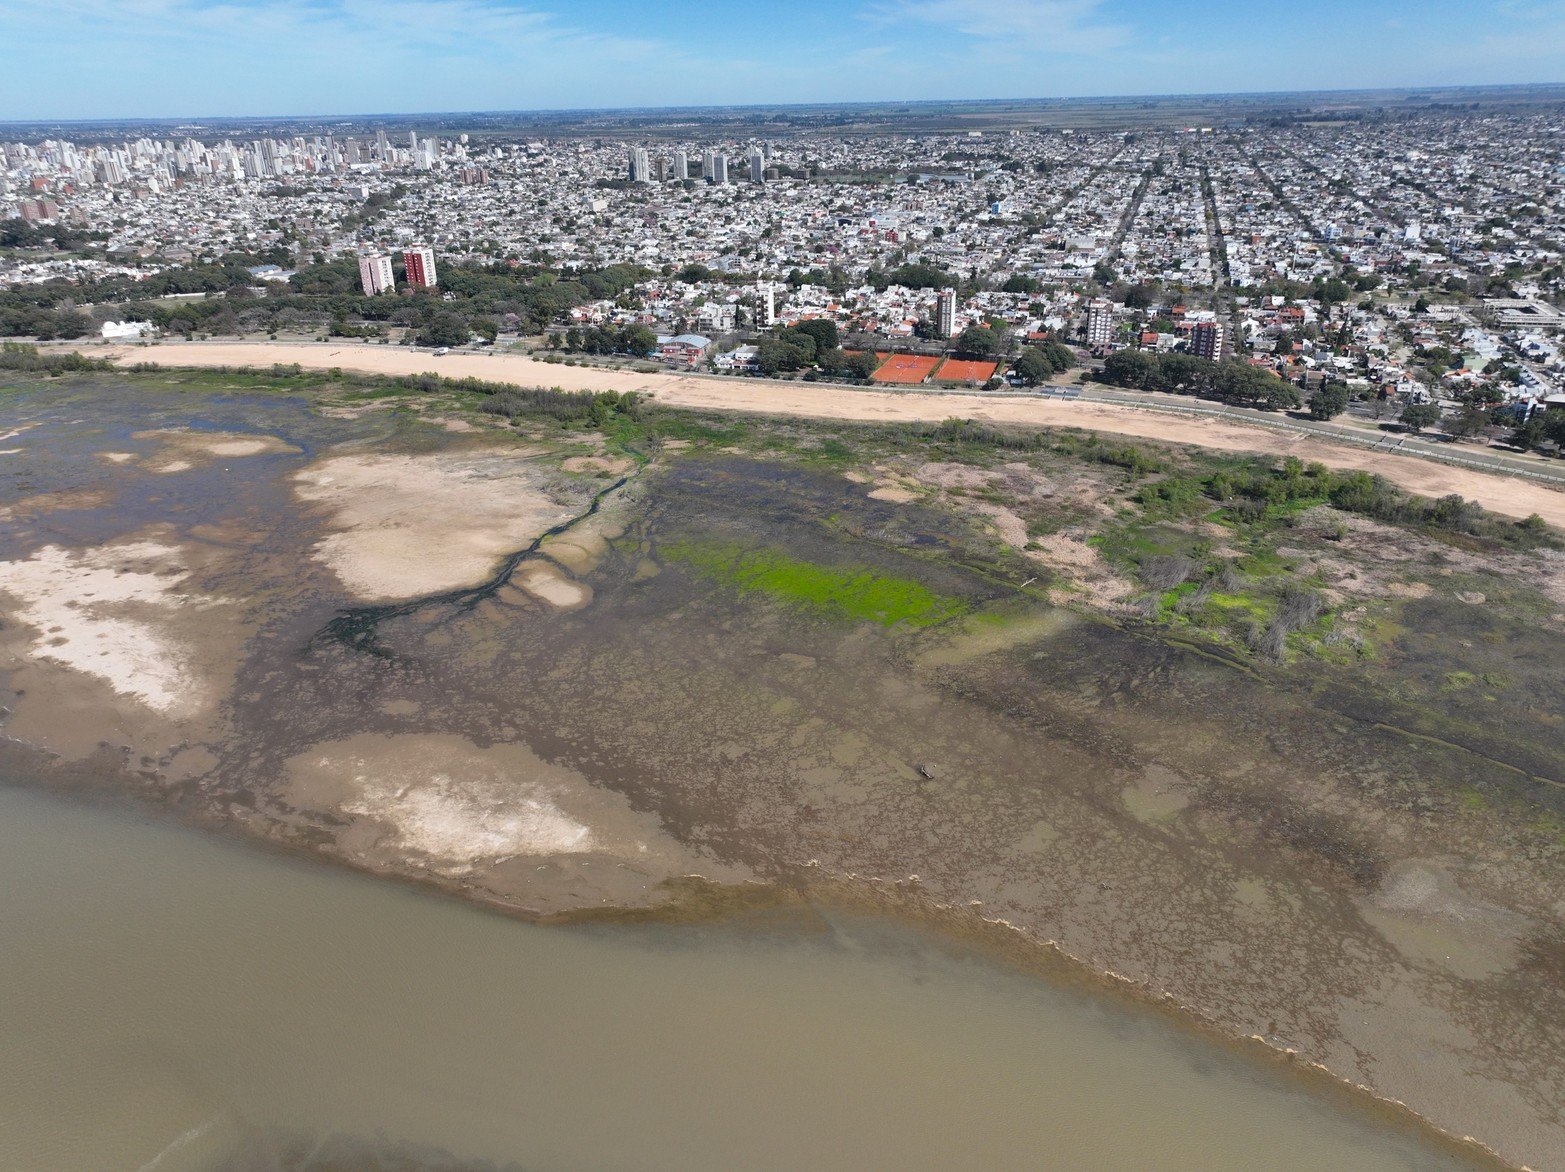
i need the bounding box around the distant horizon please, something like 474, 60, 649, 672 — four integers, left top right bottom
6, 81, 1565, 131
7, 0, 1565, 123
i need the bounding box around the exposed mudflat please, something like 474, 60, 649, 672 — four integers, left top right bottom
293, 450, 588, 601
2, 374, 1563, 1169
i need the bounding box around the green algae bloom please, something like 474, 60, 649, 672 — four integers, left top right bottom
662, 540, 965, 628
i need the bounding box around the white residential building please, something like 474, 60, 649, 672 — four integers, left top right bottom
357, 251, 394, 295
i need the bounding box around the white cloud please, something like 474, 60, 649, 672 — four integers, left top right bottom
0, 0, 703, 116
866, 0, 1130, 54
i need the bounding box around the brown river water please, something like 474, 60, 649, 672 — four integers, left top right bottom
0, 783, 1478, 1172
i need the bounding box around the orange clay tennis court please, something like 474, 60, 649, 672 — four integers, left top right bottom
933, 358, 999, 383
870, 353, 943, 384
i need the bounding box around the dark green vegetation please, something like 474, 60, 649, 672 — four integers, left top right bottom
0, 342, 114, 375
1098, 349, 1301, 410
1509, 408, 1565, 458
1010, 342, 1078, 385
0, 254, 653, 344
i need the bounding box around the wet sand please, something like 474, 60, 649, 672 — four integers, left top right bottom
91, 340, 1565, 527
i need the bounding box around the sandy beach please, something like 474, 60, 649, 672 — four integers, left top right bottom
89, 340, 1565, 529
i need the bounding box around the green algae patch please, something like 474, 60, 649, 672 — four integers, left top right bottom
662, 539, 966, 628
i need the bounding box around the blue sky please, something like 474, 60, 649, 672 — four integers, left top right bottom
4, 0, 1565, 120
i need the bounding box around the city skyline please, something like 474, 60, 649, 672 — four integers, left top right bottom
5, 0, 1565, 121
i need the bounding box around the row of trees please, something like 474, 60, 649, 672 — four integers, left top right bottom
753, 320, 879, 378
1098, 350, 1301, 410
546, 324, 659, 357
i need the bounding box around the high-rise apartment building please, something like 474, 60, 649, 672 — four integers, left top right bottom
936, 289, 958, 338
628, 146, 650, 183
1086, 299, 1114, 349
1189, 320, 1224, 361
358, 252, 394, 296
403, 246, 438, 289
758, 283, 777, 327
748, 146, 766, 184
672, 149, 688, 181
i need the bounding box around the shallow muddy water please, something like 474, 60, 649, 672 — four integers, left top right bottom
0, 784, 1479, 1171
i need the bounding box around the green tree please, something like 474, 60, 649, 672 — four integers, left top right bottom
845, 350, 880, 380
1442, 405, 1492, 439
622, 325, 658, 356
1213, 363, 1300, 410
1011, 347, 1053, 385
418, 312, 469, 348
1122, 284, 1154, 310
1400, 402, 1443, 433
954, 324, 1002, 357
1101, 349, 1160, 389
790, 318, 840, 355
1307, 383, 1350, 420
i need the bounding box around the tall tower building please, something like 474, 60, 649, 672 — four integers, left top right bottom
358, 252, 394, 296
403, 245, 438, 289
758, 283, 778, 327
672, 149, 688, 181
1086, 299, 1114, 349
1189, 320, 1224, 360
713, 153, 728, 184
748, 146, 766, 184
936, 289, 958, 339
628, 146, 650, 183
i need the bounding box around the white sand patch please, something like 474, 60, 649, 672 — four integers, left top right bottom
342, 772, 593, 861
515, 564, 592, 609
99, 451, 137, 464
279, 734, 735, 887
293, 451, 585, 601
130, 428, 299, 473
0, 539, 217, 716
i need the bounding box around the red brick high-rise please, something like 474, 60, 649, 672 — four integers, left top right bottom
403, 246, 438, 289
